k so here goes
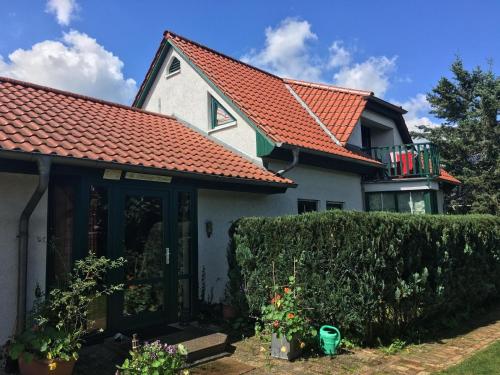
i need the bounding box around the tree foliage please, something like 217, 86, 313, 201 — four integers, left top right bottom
413, 58, 499, 214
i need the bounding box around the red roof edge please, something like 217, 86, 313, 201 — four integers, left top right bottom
437, 168, 461, 185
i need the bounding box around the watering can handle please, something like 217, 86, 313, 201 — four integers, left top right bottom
321, 325, 341, 344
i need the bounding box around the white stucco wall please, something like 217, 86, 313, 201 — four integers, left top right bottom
142, 48, 260, 160
0, 172, 47, 345
197, 162, 363, 302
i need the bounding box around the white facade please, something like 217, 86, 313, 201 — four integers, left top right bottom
0, 173, 47, 344
198, 162, 363, 301
143, 48, 260, 161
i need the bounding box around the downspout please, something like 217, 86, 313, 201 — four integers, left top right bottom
16, 155, 51, 334
276, 148, 300, 177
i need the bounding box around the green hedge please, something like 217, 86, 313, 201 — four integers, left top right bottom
232, 211, 500, 344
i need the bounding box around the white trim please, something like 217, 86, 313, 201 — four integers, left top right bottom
166, 69, 181, 79
208, 120, 237, 134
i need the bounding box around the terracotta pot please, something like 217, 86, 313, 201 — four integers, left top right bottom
18, 355, 76, 375
222, 304, 237, 320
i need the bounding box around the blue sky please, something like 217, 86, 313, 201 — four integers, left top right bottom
1, 0, 498, 129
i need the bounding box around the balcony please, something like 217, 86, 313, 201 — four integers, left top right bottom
363, 142, 440, 180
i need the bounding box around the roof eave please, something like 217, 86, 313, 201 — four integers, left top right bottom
0, 149, 296, 189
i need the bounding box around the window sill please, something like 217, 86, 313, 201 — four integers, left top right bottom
208, 121, 237, 134
166, 70, 181, 79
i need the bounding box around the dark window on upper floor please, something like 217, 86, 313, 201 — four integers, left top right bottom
361, 125, 372, 148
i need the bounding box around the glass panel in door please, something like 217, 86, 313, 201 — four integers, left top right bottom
121, 194, 167, 320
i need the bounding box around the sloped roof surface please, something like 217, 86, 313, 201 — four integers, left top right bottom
285, 79, 370, 144
158, 32, 380, 165
0, 77, 292, 185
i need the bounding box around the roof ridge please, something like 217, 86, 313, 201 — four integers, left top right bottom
0, 76, 178, 122
164, 30, 284, 81
284, 78, 373, 96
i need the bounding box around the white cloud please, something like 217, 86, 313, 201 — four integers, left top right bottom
328, 41, 351, 68
46, 0, 79, 26
396, 93, 441, 132
333, 56, 397, 97
241, 18, 322, 81
0, 30, 137, 104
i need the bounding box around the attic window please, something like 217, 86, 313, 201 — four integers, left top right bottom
167, 57, 181, 76
210, 96, 236, 129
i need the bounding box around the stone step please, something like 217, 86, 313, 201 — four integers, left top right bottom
180, 332, 229, 363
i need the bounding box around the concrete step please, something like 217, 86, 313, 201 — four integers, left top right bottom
181, 332, 229, 363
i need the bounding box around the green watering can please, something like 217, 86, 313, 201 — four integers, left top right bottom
319, 325, 341, 355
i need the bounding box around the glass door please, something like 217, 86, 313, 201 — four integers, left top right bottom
113, 189, 173, 329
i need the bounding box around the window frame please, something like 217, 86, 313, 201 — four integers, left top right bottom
365, 190, 437, 214
209, 95, 237, 129
297, 199, 319, 214
326, 201, 344, 210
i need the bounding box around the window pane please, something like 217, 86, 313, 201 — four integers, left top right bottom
123, 283, 164, 316
326, 201, 344, 210
397, 192, 412, 213
298, 199, 318, 214
177, 192, 191, 276
367, 193, 382, 211
124, 196, 164, 280
411, 191, 426, 214
382, 193, 396, 212
178, 278, 190, 319
87, 185, 109, 332
48, 180, 75, 288
88, 185, 108, 257
216, 104, 234, 126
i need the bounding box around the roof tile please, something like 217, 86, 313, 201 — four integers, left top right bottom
0, 77, 291, 186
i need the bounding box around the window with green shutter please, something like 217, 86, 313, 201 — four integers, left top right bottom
210, 96, 236, 129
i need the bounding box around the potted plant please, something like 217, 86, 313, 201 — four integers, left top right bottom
116, 340, 188, 375
9, 252, 125, 375
257, 276, 317, 361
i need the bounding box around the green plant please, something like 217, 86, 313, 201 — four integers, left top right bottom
380, 339, 406, 355
9, 252, 125, 365
232, 211, 500, 345
256, 275, 317, 345
117, 340, 188, 375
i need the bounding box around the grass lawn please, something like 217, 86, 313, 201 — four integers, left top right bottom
440, 340, 500, 374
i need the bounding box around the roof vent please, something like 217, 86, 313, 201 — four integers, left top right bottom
167, 57, 181, 76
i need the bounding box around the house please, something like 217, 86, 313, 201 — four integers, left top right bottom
0, 31, 459, 344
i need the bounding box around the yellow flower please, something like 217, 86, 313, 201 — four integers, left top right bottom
182, 370, 190, 375
300, 342, 306, 349
47, 352, 52, 360
280, 345, 287, 353
260, 346, 266, 352
48, 361, 57, 371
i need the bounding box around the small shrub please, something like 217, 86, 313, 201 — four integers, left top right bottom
117, 340, 187, 375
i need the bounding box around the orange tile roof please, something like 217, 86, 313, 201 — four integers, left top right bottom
155, 32, 380, 166
437, 168, 461, 185
285, 79, 370, 144
0, 77, 293, 186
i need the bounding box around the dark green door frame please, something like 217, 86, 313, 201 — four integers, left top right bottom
47, 171, 198, 335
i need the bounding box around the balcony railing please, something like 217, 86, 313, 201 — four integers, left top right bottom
364, 142, 440, 179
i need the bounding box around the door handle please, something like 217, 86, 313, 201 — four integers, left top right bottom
165, 247, 170, 265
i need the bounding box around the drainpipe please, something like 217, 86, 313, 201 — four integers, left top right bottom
16, 155, 51, 334
276, 148, 300, 177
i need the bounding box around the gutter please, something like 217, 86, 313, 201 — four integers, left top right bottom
16, 155, 51, 334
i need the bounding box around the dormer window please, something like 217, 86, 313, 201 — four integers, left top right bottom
167, 57, 181, 77
210, 96, 236, 129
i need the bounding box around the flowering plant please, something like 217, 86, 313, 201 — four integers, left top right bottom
257, 276, 317, 344
117, 340, 188, 375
